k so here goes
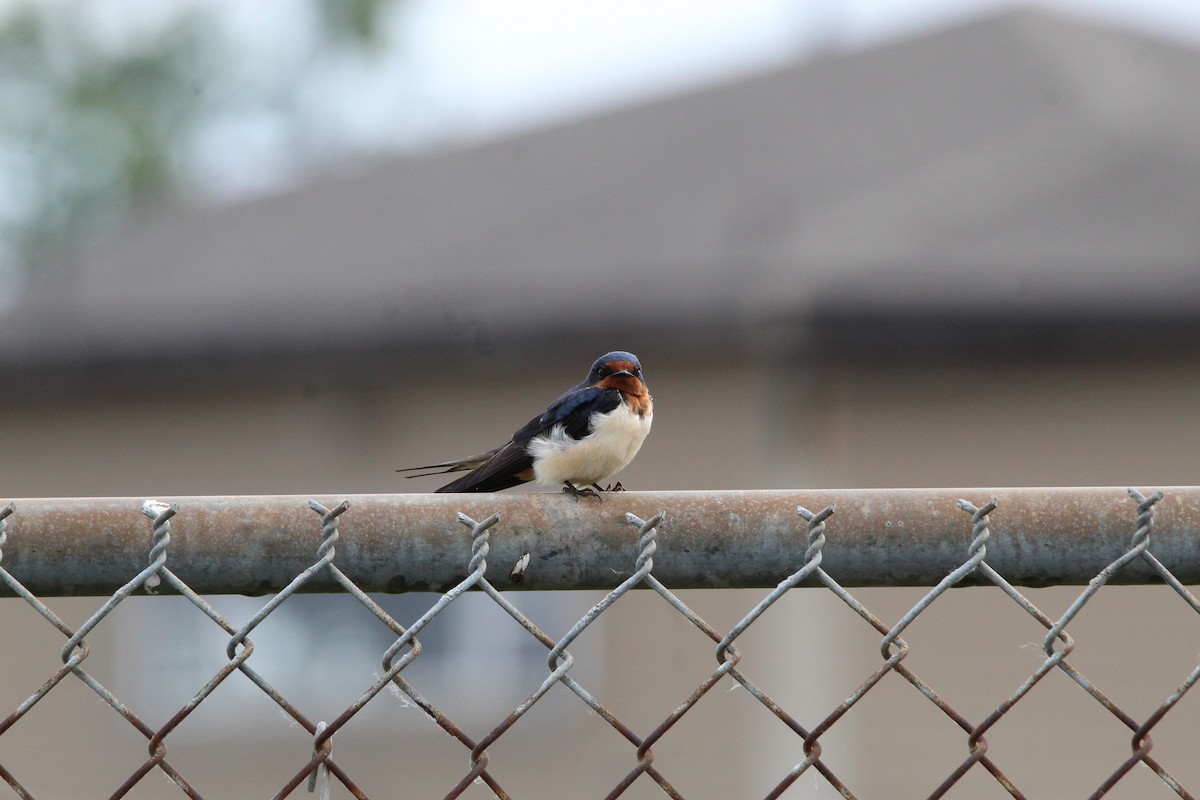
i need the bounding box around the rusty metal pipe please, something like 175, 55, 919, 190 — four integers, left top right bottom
1, 488, 1196, 596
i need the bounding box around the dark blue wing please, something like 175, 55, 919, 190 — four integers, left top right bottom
513, 385, 621, 444
433, 439, 533, 492
433, 385, 621, 493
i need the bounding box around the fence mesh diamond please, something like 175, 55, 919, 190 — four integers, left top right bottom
1, 488, 1198, 798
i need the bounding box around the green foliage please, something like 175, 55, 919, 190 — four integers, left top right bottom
0, 0, 399, 287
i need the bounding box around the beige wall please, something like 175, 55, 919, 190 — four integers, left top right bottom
2, 351, 1197, 797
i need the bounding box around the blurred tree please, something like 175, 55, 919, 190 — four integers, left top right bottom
0, 0, 407, 299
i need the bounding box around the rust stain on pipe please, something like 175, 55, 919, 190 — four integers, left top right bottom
1, 488, 1196, 596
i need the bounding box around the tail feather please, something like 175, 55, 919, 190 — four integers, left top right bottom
396, 463, 469, 479
422, 440, 535, 493
396, 448, 502, 478
400, 441, 533, 493
434, 470, 531, 493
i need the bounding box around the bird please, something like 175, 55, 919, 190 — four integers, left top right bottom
398, 351, 652, 497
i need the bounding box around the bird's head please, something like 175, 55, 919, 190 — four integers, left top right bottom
586, 351, 648, 395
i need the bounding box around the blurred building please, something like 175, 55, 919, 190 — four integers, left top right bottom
2, 9, 1199, 797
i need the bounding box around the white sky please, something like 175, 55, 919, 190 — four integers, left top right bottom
185, 0, 1200, 199
8, 0, 1200, 210
2, 0, 1199, 304
53, 0, 1200, 198
401, 0, 1200, 140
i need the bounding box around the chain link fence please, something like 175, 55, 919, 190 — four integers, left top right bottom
1, 488, 1198, 798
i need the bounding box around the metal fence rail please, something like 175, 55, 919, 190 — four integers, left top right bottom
1, 487, 1198, 798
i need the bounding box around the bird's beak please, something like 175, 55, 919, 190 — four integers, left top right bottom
612, 370, 635, 379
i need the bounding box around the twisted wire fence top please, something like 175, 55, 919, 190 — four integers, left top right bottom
1, 487, 1198, 799
4, 488, 1200, 596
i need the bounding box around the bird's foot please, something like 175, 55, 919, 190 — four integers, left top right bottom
563, 482, 602, 501
590, 482, 625, 493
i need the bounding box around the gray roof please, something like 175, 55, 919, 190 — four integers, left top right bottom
6, 8, 1200, 373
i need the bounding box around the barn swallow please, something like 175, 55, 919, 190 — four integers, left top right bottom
398, 351, 652, 497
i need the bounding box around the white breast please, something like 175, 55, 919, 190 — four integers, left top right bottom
527, 402, 652, 487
